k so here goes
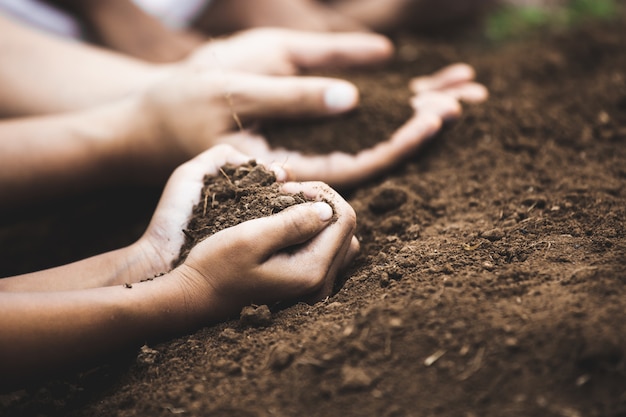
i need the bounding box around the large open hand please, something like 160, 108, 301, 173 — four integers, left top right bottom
212, 63, 489, 189
128, 68, 362, 179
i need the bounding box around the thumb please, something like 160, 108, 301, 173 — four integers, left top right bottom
222, 72, 359, 118
284, 31, 392, 68
237, 201, 335, 256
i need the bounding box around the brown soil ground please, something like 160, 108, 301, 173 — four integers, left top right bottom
2, 9, 626, 417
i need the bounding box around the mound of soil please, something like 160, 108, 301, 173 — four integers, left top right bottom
1, 9, 626, 417
174, 161, 310, 267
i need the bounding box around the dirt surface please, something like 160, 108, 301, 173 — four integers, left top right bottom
2, 9, 626, 417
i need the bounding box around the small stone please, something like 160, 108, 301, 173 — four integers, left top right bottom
505, 337, 519, 348
481, 228, 505, 241
240, 305, 272, 327
340, 365, 373, 391
214, 358, 242, 375
268, 344, 296, 371
380, 271, 391, 287
406, 224, 421, 239
136, 344, 160, 367
441, 264, 455, 275
219, 328, 240, 343
369, 187, 408, 214
388, 317, 403, 329
271, 195, 298, 212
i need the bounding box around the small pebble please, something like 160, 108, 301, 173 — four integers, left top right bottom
240, 305, 272, 327
340, 365, 374, 391
482, 228, 505, 241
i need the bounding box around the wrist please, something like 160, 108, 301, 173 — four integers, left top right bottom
167, 264, 230, 325
88, 92, 178, 185
112, 241, 172, 286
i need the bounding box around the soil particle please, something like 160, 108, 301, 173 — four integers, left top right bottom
481, 227, 505, 241
266, 343, 297, 371
339, 365, 375, 391
136, 345, 160, 367
239, 305, 272, 328
368, 186, 409, 214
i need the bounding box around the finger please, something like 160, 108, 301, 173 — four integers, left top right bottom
311, 232, 359, 301
270, 112, 441, 188
232, 200, 335, 259
411, 91, 462, 121
261, 182, 357, 297
305, 229, 356, 302
341, 236, 360, 270
410, 63, 476, 94
436, 82, 489, 103
281, 30, 393, 69
222, 72, 360, 117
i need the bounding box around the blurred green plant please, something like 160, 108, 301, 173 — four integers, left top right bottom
485, 0, 619, 41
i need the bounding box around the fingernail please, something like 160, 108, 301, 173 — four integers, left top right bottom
313, 202, 333, 221
324, 83, 358, 113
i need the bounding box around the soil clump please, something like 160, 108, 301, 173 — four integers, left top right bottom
174, 161, 309, 267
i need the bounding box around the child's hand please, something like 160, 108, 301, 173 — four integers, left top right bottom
171, 180, 359, 320
138, 145, 359, 319
136, 144, 289, 279
136, 143, 359, 317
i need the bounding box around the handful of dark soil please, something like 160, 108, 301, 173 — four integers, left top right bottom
173, 161, 309, 267
262, 69, 413, 155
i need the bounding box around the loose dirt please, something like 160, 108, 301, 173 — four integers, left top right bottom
1, 9, 625, 417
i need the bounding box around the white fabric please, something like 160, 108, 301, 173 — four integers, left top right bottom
0, 0, 82, 38
133, 0, 210, 29
0, 0, 211, 40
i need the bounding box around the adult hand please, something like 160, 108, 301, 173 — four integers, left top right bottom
211, 63, 489, 188
127, 63, 487, 188
185, 28, 392, 76
127, 68, 362, 179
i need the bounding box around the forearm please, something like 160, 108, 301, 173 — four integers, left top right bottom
0, 240, 167, 291
0, 272, 205, 387
0, 13, 173, 116
0, 97, 163, 206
